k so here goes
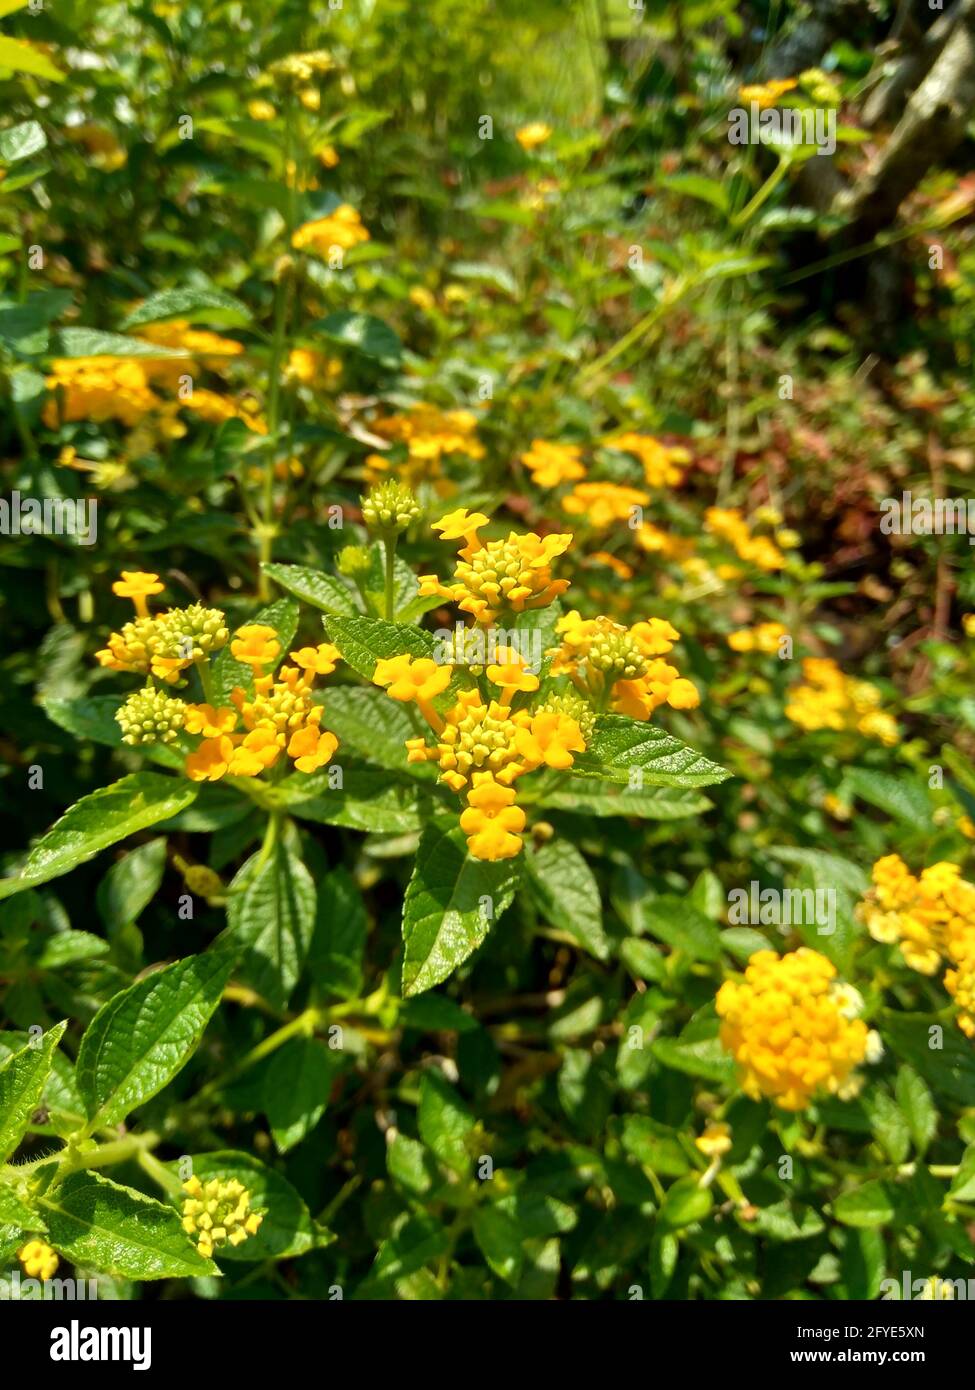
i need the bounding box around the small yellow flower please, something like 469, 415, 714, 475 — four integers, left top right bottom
248, 99, 276, 121
290, 643, 341, 676
459, 777, 526, 859
112, 570, 164, 617
287, 724, 339, 773
373, 654, 451, 706
513, 711, 585, 770
18, 1240, 59, 1280
520, 439, 586, 488
183, 703, 238, 738
292, 205, 370, 256
963, 613, 975, 638
432, 508, 490, 544
230, 624, 281, 673
516, 122, 553, 151
695, 1122, 732, 1158
185, 735, 235, 782
228, 727, 282, 777
486, 658, 539, 704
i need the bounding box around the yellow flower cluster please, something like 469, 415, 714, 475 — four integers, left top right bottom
516, 122, 552, 150
284, 347, 342, 388
419, 509, 571, 624
704, 507, 786, 572
716, 948, 875, 1111
43, 356, 162, 427
181, 1176, 264, 1259
606, 433, 689, 488
548, 610, 699, 719
785, 658, 897, 745
520, 439, 585, 488
365, 404, 485, 493
134, 320, 243, 377
97, 573, 340, 780
859, 856, 975, 1034
738, 77, 797, 109
373, 651, 585, 860
562, 481, 650, 530
97, 572, 229, 682
292, 205, 369, 256
185, 630, 340, 781
18, 1240, 59, 1280
727, 621, 788, 654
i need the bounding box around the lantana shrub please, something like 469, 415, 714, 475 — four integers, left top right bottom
2, 0, 975, 1312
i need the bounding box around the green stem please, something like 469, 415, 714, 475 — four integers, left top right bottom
729, 156, 791, 230
383, 534, 397, 621
194, 1006, 320, 1106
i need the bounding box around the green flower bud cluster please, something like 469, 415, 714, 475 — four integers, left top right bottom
337, 544, 372, 578
362, 481, 421, 533
159, 604, 230, 662
586, 628, 648, 681
115, 686, 187, 745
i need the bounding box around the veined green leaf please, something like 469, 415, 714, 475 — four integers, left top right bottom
401, 821, 521, 996
261, 561, 358, 616
76, 950, 235, 1127
573, 715, 731, 788
525, 838, 608, 959
226, 837, 316, 1009
0, 773, 197, 901
41, 1173, 215, 1279
0, 1021, 66, 1162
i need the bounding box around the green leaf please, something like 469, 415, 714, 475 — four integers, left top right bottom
659, 172, 730, 213
0, 35, 64, 81
54, 327, 188, 358
261, 562, 358, 616
949, 1145, 975, 1202
417, 1070, 474, 1174
263, 1036, 337, 1153
0, 120, 45, 164
281, 765, 425, 833
621, 1116, 691, 1177
0, 290, 72, 354
637, 894, 723, 962
844, 768, 933, 828
41, 1173, 215, 1279
312, 310, 402, 361
96, 837, 167, 933
472, 1205, 524, 1285
312, 686, 436, 778
572, 715, 731, 788
538, 780, 711, 819
0, 1021, 66, 1162
226, 837, 316, 1009
121, 286, 252, 329
652, 1029, 736, 1084
882, 1012, 975, 1107
0, 1032, 83, 1137
895, 1066, 937, 1156
831, 1180, 896, 1229
862, 1089, 910, 1165
401, 821, 521, 996
0, 1184, 46, 1232
308, 866, 367, 999
168, 1151, 326, 1261
525, 838, 608, 960
324, 613, 438, 682
658, 1176, 713, 1232
212, 597, 299, 701
0, 773, 197, 901
76, 950, 235, 1127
